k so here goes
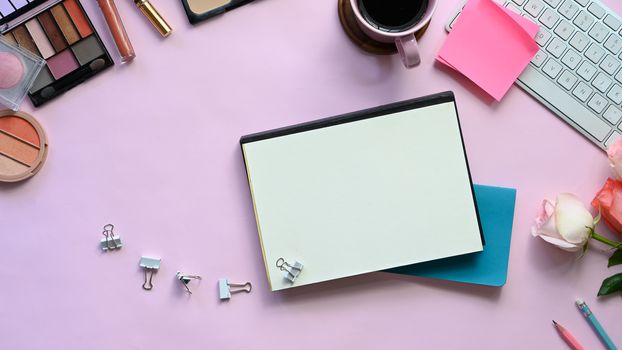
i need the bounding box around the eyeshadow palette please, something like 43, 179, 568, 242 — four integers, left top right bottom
0, 109, 48, 182
1, 0, 113, 107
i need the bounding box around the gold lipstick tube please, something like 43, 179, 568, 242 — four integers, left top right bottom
133, 0, 172, 37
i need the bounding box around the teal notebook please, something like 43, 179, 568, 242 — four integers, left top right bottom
388, 184, 516, 287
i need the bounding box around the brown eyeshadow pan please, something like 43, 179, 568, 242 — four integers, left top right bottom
50, 4, 81, 45
38, 11, 68, 53
12, 25, 41, 56
2, 33, 17, 46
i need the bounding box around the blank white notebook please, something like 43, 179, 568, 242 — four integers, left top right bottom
241, 92, 483, 291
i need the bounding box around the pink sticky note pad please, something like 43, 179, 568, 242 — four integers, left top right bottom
437, 0, 540, 101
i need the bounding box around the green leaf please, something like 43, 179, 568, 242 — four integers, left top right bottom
598, 273, 622, 296
579, 243, 589, 259
608, 249, 622, 267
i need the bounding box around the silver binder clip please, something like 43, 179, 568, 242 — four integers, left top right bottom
218, 278, 252, 300
276, 258, 303, 283
139, 256, 161, 290
100, 224, 122, 251
176, 271, 202, 294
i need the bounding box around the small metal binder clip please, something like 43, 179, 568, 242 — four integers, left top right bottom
218, 278, 252, 300
176, 271, 202, 294
100, 224, 122, 251
139, 256, 161, 290
276, 258, 303, 283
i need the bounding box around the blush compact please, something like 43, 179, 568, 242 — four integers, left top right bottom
0, 110, 48, 182
0, 35, 45, 110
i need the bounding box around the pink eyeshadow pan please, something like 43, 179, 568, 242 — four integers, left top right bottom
0, 52, 24, 89
46, 49, 79, 79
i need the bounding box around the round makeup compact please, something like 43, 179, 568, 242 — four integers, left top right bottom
0, 36, 45, 110
0, 110, 48, 182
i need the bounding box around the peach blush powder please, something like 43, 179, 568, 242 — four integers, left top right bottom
0, 52, 24, 89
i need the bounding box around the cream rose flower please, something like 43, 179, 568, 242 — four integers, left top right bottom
531, 193, 593, 252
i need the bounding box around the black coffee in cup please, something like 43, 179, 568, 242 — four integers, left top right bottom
359, 0, 428, 32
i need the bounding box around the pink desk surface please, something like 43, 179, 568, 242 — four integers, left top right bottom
1, 0, 621, 349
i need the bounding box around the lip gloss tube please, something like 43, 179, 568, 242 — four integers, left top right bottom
133, 0, 172, 37
96, 0, 136, 62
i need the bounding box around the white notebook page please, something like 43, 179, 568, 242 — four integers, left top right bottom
242, 100, 483, 291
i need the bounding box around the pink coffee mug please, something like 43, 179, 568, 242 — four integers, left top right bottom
350, 0, 437, 68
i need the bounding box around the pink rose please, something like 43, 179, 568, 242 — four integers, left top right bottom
531, 193, 593, 252
592, 178, 622, 235
607, 137, 622, 179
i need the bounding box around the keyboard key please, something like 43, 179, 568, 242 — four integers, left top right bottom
531, 50, 548, 67
513, 0, 527, 4
605, 132, 621, 147
540, 8, 560, 29
543, 0, 561, 7
535, 28, 552, 46
577, 60, 597, 80
543, 59, 563, 78
607, 84, 622, 104
616, 69, 622, 83
604, 34, 622, 55
588, 93, 608, 113
573, 81, 594, 101
588, 22, 609, 43
587, 2, 605, 19
523, 12, 538, 22
561, 49, 582, 69
525, 0, 545, 17
604, 15, 622, 31
573, 11, 595, 32
604, 105, 622, 124
506, 3, 523, 14
585, 43, 605, 63
574, 0, 589, 5
547, 37, 567, 58
558, 70, 579, 90
570, 31, 589, 51
592, 72, 612, 92
558, 0, 579, 19
554, 19, 575, 40
518, 66, 611, 141
600, 55, 621, 75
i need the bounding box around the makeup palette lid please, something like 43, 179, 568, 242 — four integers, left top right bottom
0, 36, 45, 110
0, 109, 48, 182
0, 0, 54, 31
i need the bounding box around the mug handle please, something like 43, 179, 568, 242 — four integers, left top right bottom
395, 34, 421, 68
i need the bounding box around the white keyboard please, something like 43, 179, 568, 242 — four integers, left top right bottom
447, 0, 622, 150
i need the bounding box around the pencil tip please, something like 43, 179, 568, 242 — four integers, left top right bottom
552, 320, 558, 325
